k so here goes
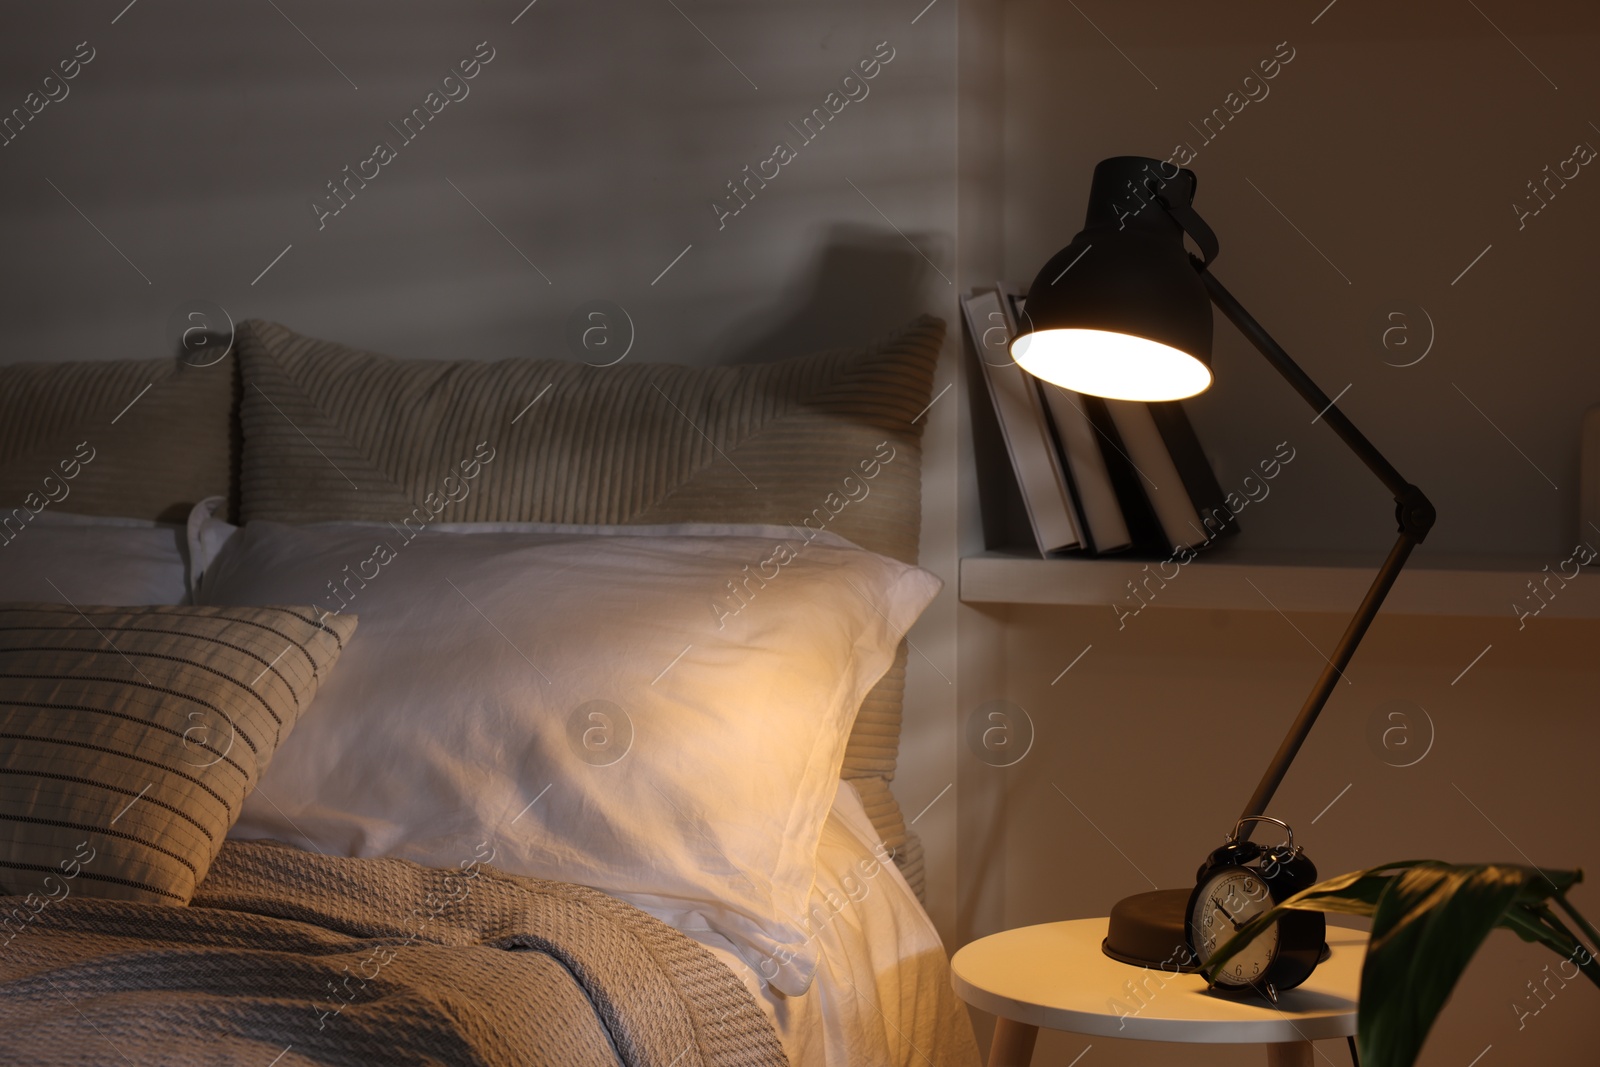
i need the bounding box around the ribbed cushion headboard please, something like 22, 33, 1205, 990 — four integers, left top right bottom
0, 356, 234, 525
234, 318, 943, 897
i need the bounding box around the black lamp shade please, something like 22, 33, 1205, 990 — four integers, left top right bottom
1012, 156, 1215, 401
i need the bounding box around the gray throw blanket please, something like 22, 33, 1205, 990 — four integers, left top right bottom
0, 841, 788, 1067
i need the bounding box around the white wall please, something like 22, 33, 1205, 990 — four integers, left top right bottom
0, 3, 954, 369
1003, 0, 1600, 560
0, 0, 965, 937
981, 603, 1600, 1066
976, 1, 1600, 1063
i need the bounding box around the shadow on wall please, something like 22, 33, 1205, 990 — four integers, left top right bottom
716, 223, 951, 365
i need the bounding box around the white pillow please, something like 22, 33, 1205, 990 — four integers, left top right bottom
194, 518, 940, 994
0, 509, 190, 604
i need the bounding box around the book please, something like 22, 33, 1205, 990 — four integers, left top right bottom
1080, 395, 1170, 555
962, 288, 1083, 556
997, 285, 1121, 556
1103, 399, 1209, 552
1148, 401, 1240, 543
1037, 382, 1132, 554
996, 284, 1098, 551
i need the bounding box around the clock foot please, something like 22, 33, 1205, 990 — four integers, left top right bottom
1265, 1040, 1314, 1067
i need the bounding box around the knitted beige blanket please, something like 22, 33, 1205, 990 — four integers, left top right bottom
0, 840, 786, 1067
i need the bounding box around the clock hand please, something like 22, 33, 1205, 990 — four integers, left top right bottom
1213, 900, 1243, 929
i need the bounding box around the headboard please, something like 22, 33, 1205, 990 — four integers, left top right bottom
0, 355, 235, 524
0, 315, 944, 896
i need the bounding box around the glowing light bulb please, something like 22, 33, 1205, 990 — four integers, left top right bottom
1011, 328, 1213, 401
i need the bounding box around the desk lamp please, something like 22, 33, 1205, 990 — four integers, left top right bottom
1012, 156, 1436, 975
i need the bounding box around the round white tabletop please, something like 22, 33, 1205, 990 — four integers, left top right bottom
951, 918, 1365, 1046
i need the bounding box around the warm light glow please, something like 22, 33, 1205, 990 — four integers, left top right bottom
1011, 328, 1213, 401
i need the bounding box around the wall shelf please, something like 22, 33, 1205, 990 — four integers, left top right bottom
959, 546, 1600, 619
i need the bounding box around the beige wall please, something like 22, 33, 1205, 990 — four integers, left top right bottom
962, 1, 1600, 1063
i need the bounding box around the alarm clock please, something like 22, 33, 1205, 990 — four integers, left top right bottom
1186, 816, 1326, 1003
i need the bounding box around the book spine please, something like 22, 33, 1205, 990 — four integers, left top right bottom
995, 285, 1087, 553
963, 290, 1081, 555
1148, 401, 1240, 542
1104, 400, 1208, 552
1038, 382, 1131, 554
1082, 395, 1168, 555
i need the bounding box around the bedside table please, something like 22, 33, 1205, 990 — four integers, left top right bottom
951, 918, 1365, 1067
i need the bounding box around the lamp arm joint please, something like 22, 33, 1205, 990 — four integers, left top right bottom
1396, 484, 1436, 543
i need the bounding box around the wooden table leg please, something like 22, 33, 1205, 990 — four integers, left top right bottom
987, 1017, 1039, 1067
1265, 1041, 1314, 1067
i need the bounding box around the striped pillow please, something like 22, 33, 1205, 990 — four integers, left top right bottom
0, 605, 355, 905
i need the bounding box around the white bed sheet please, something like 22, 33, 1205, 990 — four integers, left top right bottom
680, 781, 981, 1067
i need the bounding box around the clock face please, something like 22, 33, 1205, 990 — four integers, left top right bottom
1190, 868, 1280, 988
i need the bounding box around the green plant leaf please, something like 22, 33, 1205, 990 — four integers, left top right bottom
1510, 868, 1582, 904
1499, 902, 1572, 950
1554, 888, 1600, 955
1356, 864, 1534, 1067
1506, 900, 1600, 992
1201, 862, 1433, 980
1202, 861, 1592, 1067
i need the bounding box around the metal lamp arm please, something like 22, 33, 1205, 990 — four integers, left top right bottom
1167, 246, 1437, 839
1201, 271, 1437, 543
1234, 530, 1417, 832
1153, 188, 1437, 541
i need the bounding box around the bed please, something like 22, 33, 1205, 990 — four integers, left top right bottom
0, 317, 981, 1066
